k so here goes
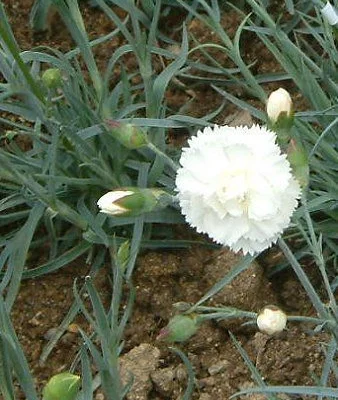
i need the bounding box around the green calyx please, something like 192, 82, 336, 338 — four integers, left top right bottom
42, 372, 81, 400
42, 68, 62, 89
157, 314, 200, 343
105, 120, 148, 149
287, 139, 309, 188
115, 188, 170, 216
268, 112, 294, 150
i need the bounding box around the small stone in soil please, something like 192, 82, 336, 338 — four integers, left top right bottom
151, 366, 175, 396
198, 376, 216, 388
175, 363, 188, 382
120, 343, 160, 400
198, 394, 212, 400
207, 359, 230, 376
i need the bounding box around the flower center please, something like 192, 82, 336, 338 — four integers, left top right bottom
218, 168, 250, 201
212, 167, 253, 218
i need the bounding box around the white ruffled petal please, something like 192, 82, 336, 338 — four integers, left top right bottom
175, 124, 301, 255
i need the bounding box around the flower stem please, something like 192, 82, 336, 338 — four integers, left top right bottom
301, 194, 338, 318
147, 142, 179, 172
197, 310, 256, 323
188, 254, 256, 312
278, 237, 331, 322
287, 315, 326, 324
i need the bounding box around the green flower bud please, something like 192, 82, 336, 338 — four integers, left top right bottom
42, 68, 62, 89
105, 120, 148, 149
117, 240, 130, 271
157, 314, 200, 343
42, 372, 80, 400
97, 188, 170, 217
287, 139, 309, 188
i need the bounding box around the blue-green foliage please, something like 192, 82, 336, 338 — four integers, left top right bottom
1, 0, 338, 398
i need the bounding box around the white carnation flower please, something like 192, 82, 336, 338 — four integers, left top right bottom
175, 125, 301, 255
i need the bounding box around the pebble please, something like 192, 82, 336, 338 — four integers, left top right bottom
67, 323, 80, 333
28, 311, 43, 327
151, 366, 175, 396
199, 394, 212, 400
203, 249, 276, 312
198, 377, 215, 388
207, 359, 230, 376
175, 364, 188, 382
120, 343, 160, 400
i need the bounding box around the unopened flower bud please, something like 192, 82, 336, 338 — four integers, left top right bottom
266, 88, 293, 124
157, 314, 200, 342
97, 188, 170, 217
42, 372, 80, 400
117, 240, 130, 271
97, 190, 133, 216
105, 120, 148, 149
257, 306, 287, 335
287, 139, 309, 189
42, 68, 62, 89
321, 2, 338, 26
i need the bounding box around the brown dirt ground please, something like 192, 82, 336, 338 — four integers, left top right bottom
2, 1, 330, 399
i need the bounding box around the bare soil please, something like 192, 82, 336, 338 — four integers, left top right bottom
2, 1, 329, 399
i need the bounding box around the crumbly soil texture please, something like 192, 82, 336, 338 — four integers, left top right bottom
3, 1, 329, 399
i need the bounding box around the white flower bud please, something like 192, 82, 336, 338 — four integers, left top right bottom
97, 190, 134, 215
257, 306, 287, 335
97, 188, 170, 217
266, 88, 292, 123
321, 2, 338, 26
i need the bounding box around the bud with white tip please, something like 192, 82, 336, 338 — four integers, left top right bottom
266, 88, 293, 124
97, 188, 170, 217
97, 190, 134, 216
257, 305, 287, 335
266, 88, 293, 148
321, 2, 338, 26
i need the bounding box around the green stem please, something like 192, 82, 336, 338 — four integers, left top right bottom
139, 58, 157, 119
189, 254, 256, 312
190, 303, 325, 326
197, 310, 256, 323
147, 143, 179, 172
301, 195, 338, 319
287, 315, 326, 324
278, 237, 330, 321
